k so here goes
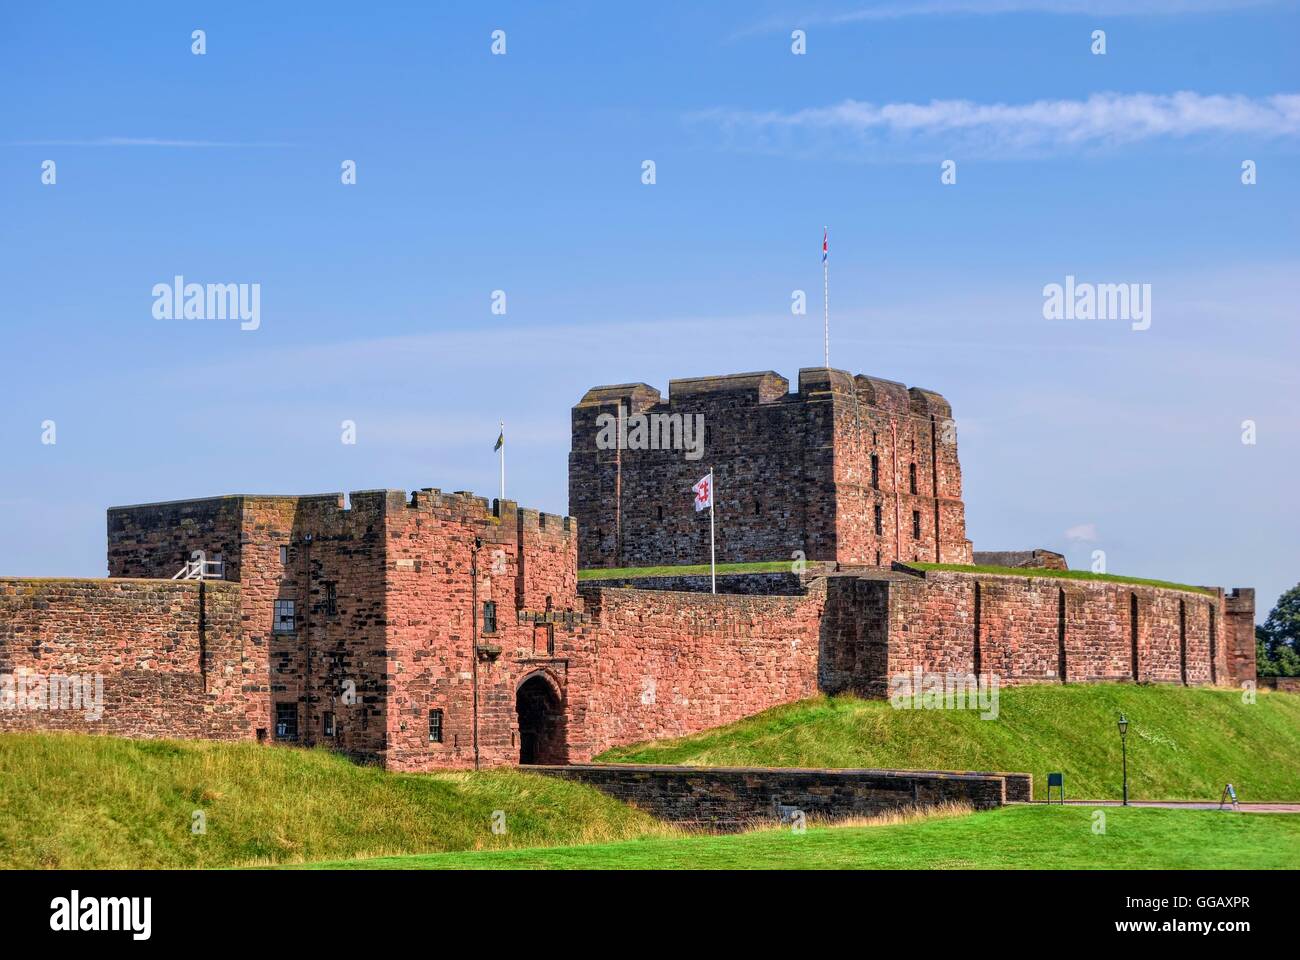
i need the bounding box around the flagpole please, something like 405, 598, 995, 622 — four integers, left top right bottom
499, 419, 505, 502
823, 225, 830, 368
709, 467, 716, 594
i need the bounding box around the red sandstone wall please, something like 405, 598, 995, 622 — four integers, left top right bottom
516, 509, 577, 611
381, 491, 587, 771
885, 570, 1230, 687
573, 585, 826, 758
248, 493, 391, 758
829, 371, 971, 567
1224, 589, 1257, 689
109, 495, 278, 740
0, 577, 249, 739
108, 496, 245, 580
71, 488, 1256, 771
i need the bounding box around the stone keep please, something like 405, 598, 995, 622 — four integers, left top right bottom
570, 368, 973, 570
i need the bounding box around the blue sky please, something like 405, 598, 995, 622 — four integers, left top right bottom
1, 1, 1296, 618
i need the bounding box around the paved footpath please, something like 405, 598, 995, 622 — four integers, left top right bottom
1018, 800, 1300, 813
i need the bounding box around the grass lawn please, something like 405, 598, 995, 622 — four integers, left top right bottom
578, 560, 794, 580
578, 560, 1214, 595
908, 562, 1214, 595
295, 806, 1300, 870
597, 685, 1300, 802
0, 733, 670, 869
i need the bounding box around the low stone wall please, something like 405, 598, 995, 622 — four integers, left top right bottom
905, 769, 1033, 802
533, 764, 1014, 829
1260, 677, 1300, 693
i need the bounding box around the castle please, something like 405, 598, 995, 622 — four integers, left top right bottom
0, 367, 1257, 770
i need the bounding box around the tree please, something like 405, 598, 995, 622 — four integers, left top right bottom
1257, 583, 1300, 677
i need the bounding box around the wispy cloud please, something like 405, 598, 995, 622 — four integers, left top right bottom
740, 0, 1280, 34
10, 137, 291, 147
693, 91, 1300, 160
1065, 522, 1098, 542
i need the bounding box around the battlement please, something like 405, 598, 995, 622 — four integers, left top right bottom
517, 507, 576, 535
669, 370, 791, 404
575, 382, 663, 414
578, 369, 956, 418
403, 486, 500, 522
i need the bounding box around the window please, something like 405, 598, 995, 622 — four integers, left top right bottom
324, 582, 337, 617
279, 545, 288, 565
657, 506, 663, 522
322, 711, 336, 737
874, 504, 883, 536
273, 599, 296, 633
482, 600, 497, 634
275, 703, 298, 741
429, 708, 444, 743
909, 463, 918, 494
870, 454, 880, 490
911, 510, 921, 540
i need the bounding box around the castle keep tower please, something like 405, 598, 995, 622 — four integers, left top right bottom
570, 368, 974, 570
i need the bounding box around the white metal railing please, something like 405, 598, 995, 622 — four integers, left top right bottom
171, 550, 225, 580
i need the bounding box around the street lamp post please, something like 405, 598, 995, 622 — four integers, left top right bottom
1118, 713, 1130, 806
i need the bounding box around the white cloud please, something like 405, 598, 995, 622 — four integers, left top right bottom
1065, 523, 1098, 542
741, 0, 1278, 33
694, 91, 1300, 159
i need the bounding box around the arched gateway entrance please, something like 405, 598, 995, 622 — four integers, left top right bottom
515, 672, 566, 765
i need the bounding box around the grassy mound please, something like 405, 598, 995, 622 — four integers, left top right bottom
578, 560, 792, 580
597, 685, 1300, 802
298, 806, 1300, 870
0, 733, 669, 869
908, 562, 1214, 595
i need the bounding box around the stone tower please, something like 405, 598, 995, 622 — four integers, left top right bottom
569, 367, 973, 570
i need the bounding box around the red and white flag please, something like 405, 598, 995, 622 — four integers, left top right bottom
692, 473, 713, 512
